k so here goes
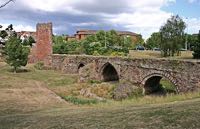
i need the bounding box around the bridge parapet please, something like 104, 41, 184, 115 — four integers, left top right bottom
48, 54, 200, 93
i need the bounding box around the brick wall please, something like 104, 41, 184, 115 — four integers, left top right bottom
29, 23, 53, 63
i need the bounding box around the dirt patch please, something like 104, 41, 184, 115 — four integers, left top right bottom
0, 80, 67, 113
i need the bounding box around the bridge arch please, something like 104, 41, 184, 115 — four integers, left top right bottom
141, 72, 179, 95
100, 62, 119, 82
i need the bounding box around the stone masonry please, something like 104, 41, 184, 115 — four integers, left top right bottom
48, 54, 200, 93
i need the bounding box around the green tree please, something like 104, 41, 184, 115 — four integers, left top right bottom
107, 30, 121, 47
0, 24, 14, 40
3, 36, 30, 72
185, 34, 198, 50
146, 32, 161, 49
193, 31, 200, 59
134, 35, 144, 47
0, 30, 8, 39
82, 30, 131, 56
53, 42, 68, 54
53, 35, 65, 44
53, 39, 83, 54
160, 15, 186, 57
28, 36, 35, 46
22, 39, 29, 46
1, 24, 16, 57
22, 36, 35, 46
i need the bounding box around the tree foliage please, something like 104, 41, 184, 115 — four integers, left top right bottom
135, 35, 145, 46
3, 36, 30, 72
0, 24, 15, 49
0, 30, 8, 39
53, 38, 83, 55
53, 35, 65, 44
53, 30, 133, 56
82, 30, 131, 56
185, 34, 198, 50
0, 24, 30, 72
193, 31, 200, 59
22, 36, 35, 46
160, 15, 186, 57
146, 32, 161, 49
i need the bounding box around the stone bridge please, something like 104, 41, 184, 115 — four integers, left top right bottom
31, 23, 200, 94
47, 54, 200, 94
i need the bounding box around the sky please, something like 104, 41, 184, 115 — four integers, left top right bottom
0, 0, 200, 39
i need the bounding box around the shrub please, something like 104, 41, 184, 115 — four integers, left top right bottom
89, 80, 101, 84
93, 51, 100, 56
193, 42, 200, 59
193, 31, 200, 59
90, 83, 116, 99
112, 82, 143, 100
34, 62, 44, 70
129, 88, 144, 99
110, 52, 125, 57
61, 96, 99, 105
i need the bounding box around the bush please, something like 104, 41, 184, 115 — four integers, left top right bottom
93, 51, 101, 56
90, 83, 116, 99
34, 62, 44, 70
112, 82, 143, 100
129, 88, 144, 99
110, 52, 125, 57
61, 96, 99, 105
53, 42, 68, 54
89, 80, 101, 84
193, 43, 200, 59
193, 31, 200, 59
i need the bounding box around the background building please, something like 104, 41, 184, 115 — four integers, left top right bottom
67, 29, 141, 44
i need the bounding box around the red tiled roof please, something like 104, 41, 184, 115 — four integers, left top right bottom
76, 29, 139, 36
67, 36, 76, 38
117, 31, 139, 36
76, 30, 98, 35
17, 31, 36, 37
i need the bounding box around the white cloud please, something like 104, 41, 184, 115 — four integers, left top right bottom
185, 18, 200, 34
0, 23, 35, 32
14, 25, 35, 32
72, 22, 98, 27
18, 0, 175, 13
106, 0, 174, 39
2, 0, 179, 39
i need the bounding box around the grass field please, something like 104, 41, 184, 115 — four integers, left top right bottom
1, 62, 200, 129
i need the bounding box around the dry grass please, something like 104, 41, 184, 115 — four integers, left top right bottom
1, 62, 200, 128
129, 50, 193, 59
54, 82, 116, 102
129, 50, 162, 58
0, 62, 73, 113
1, 97, 200, 129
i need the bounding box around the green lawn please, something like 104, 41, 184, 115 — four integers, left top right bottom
1, 62, 200, 129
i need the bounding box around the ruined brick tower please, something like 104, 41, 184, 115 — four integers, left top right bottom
28, 23, 53, 63
35, 23, 53, 61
